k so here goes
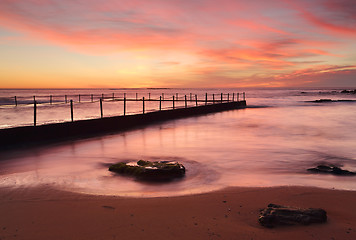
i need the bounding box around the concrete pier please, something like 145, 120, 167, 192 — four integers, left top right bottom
0, 100, 246, 149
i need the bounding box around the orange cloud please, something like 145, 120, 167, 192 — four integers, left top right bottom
228, 19, 289, 35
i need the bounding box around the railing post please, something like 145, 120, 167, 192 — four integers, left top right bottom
124, 97, 126, 116
221, 93, 223, 103
70, 100, 74, 122
100, 98, 103, 118
14, 96, 17, 106
195, 95, 198, 106
112, 93, 115, 100
136, 93, 138, 100
79, 94, 81, 103
102, 93, 104, 100
65, 95, 68, 103
213, 94, 215, 104
50, 95, 52, 104
205, 93, 207, 105
91, 94, 93, 102
243, 92, 246, 101
142, 97, 145, 114
237, 93, 239, 101
185, 95, 187, 108
173, 96, 175, 109
232, 93, 235, 102
124, 93, 126, 99
227, 93, 229, 102
159, 96, 162, 111
190, 93, 192, 101
149, 93, 151, 100
33, 95, 36, 103
33, 100, 37, 127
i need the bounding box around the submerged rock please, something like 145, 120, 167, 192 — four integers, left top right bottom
307, 165, 355, 176
308, 99, 356, 103
259, 203, 327, 228
109, 160, 185, 181
314, 99, 333, 102
341, 89, 356, 94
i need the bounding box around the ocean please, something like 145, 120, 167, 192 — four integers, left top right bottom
0, 88, 356, 197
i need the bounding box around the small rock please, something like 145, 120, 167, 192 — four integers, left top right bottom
341, 89, 356, 94
307, 165, 355, 176
102, 205, 115, 210
259, 203, 327, 228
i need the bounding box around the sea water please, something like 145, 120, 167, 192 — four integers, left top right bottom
0, 88, 356, 197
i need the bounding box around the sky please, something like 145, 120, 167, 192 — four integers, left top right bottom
0, 0, 356, 88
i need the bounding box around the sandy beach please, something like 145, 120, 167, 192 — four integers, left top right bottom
1, 186, 355, 240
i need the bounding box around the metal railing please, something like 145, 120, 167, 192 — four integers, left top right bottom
0, 92, 246, 127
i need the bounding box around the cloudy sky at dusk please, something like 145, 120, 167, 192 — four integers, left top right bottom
0, 0, 355, 88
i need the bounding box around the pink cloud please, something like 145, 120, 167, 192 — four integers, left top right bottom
189, 65, 356, 88
270, 65, 356, 86
285, 0, 356, 36
0, 0, 355, 87
0, 0, 298, 51
228, 19, 289, 35
301, 11, 356, 36
0, 0, 349, 55
0, 0, 195, 51
197, 38, 340, 71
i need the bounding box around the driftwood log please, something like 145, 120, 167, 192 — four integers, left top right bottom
259, 204, 327, 228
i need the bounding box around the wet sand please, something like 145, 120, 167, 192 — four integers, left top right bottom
1, 186, 356, 240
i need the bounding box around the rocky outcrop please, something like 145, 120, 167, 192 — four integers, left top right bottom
259, 203, 327, 228
341, 89, 356, 94
307, 165, 355, 176
308, 99, 356, 103
109, 160, 185, 181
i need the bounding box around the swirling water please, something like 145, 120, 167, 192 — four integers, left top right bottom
0, 88, 356, 197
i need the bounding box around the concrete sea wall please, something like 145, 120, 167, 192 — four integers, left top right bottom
0, 101, 246, 149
